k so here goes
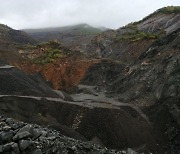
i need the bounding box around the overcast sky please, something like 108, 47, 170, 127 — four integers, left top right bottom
0, 0, 179, 30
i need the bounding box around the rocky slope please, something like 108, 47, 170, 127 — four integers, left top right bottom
84, 6, 180, 63
81, 21, 180, 154
0, 115, 136, 154
82, 28, 180, 104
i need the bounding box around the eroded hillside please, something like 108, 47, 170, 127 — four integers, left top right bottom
84, 6, 180, 63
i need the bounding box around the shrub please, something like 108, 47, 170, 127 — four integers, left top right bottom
158, 6, 180, 14
114, 30, 159, 42
34, 49, 65, 64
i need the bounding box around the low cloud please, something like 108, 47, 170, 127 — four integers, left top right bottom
0, 0, 179, 29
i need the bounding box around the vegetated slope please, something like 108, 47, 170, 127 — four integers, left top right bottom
17, 41, 101, 91
0, 24, 35, 44
23, 24, 106, 50
84, 6, 180, 63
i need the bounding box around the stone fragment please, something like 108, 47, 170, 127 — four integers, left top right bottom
11, 142, 20, 153
33, 129, 42, 140
13, 131, 31, 141
2, 142, 14, 152
0, 130, 14, 143
19, 139, 32, 151
32, 149, 43, 154
127, 148, 137, 154
17, 124, 34, 136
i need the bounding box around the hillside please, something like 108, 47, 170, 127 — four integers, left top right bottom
0, 24, 35, 45
23, 24, 106, 50
84, 6, 180, 63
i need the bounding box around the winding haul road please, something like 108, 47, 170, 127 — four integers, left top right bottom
0, 65, 14, 69
0, 91, 150, 124
0, 65, 149, 123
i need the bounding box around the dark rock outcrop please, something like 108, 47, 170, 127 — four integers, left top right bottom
145, 97, 180, 153
0, 65, 59, 97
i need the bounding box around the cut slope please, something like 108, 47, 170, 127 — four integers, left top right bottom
0, 63, 59, 97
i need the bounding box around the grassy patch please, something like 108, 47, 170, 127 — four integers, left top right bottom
36, 41, 61, 49
158, 6, 180, 14
114, 30, 159, 42
33, 48, 65, 64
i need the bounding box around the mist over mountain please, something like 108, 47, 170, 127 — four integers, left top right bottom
22, 23, 107, 50
0, 0, 180, 29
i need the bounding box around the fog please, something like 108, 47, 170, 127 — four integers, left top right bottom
0, 0, 179, 29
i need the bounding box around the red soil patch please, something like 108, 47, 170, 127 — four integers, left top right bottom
17, 57, 100, 90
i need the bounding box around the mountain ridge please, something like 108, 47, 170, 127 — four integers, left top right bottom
0, 24, 35, 45
22, 23, 107, 51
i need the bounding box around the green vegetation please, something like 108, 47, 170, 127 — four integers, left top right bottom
34, 48, 65, 64
158, 6, 180, 14
26, 41, 72, 65
19, 41, 75, 65
115, 25, 159, 42
36, 41, 61, 48
115, 32, 159, 42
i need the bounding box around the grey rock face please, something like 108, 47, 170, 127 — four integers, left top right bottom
19, 140, 32, 150
13, 131, 31, 141
0, 130, 14, 143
